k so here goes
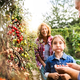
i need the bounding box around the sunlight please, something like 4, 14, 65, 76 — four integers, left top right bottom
28, 16, 43, 32
23, 0, 51, 32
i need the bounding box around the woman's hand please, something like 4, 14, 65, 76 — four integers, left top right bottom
60, 73, 71, 80
67, 63, 80, 71
54, 65, 67, 74
54, 64, 79, 80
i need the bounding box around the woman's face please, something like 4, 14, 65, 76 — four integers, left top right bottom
40, 25, 48, 37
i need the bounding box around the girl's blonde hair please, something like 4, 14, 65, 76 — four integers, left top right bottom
51, 35, 66, 46
37, 22, 51, 39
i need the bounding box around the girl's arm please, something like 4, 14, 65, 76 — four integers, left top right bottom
47, 72, 59, 80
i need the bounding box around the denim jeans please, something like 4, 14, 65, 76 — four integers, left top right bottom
40, 66, 47, 80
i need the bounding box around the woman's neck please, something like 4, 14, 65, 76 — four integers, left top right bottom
43, 37, 48, 44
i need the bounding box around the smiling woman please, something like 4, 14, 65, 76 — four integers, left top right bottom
34, 22, 53, 80
23, 0, 51, 32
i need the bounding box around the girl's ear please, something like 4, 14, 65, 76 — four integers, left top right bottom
64, 44, 66, 48
64, 44, 68, 52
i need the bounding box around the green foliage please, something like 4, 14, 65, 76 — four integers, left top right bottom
51, 26, 80, 57
51, 28, 69, 39
76, 60, 80, 65
0, 0, 37, 79
43, 0, 78, 28
72, 33, 80, 52
46, 0, 80, 57
0, 0, 13, 7
7, 15, 37, 72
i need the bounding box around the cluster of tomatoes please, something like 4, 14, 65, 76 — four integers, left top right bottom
7, 18, 25, 52
7, 24, 23, 44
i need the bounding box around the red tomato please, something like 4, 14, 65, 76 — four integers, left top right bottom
0, 78, 6, 80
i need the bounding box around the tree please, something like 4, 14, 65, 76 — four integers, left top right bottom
0, 0, 37, 79
43, 0, 78, 28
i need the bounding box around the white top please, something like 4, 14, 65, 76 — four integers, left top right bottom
43, 44, 50, 61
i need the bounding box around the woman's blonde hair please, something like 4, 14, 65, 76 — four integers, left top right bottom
37, 22, 51, 39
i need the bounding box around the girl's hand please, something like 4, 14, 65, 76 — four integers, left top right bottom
48, 72, 59, 80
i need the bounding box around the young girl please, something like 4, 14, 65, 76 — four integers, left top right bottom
44, 35, 76, 80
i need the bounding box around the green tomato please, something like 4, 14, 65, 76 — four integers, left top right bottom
25, 51, 27, 54
13, 39, 17, 42
21, 53, 24, 57
24, 54, 27, 58
24, 40, 27, 45
27, 54, 29, 57
21, 41, 24, 45
12, 16, 14, 20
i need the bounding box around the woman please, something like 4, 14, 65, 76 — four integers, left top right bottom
35, 22, 53, 80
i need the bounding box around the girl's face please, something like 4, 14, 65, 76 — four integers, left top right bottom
41, 26, 48, 37
52, 37, 66, 53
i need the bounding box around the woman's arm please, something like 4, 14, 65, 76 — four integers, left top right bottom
38, 56, 46, 67
65, 67, 79, 80
60, 73, 72, 80
55, 66, 79, 80
35, 39, 46, 67
67, 63, 80, 71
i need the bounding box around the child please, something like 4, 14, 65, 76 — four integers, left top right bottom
44, 35, 76, 80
